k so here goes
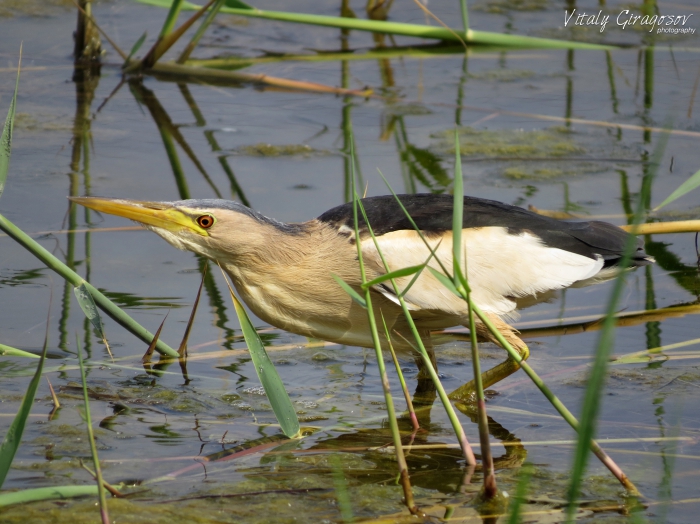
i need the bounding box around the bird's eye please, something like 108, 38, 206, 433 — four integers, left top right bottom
197, 214, 215, 229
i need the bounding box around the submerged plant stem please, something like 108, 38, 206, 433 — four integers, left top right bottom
383, 317, 420, 431
77, 337, 109, 523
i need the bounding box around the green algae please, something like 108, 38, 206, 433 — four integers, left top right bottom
0, 0, 73, 18
474, 0, 549, 14
13, 113, 72, 133
432, 127, 584, 158
504, 162, 604, 180
467, 69, 536, 82
234, 143, 328, 157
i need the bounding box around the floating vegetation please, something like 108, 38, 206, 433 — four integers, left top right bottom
474, 0, 550, 14
0, 0, 72, 18
432, 127, 584, 158
467, 68, 537, 82
13, 113, 72, 133
503, 162, 605, 180
233, 143, 328, 157
655, 205, 700, 220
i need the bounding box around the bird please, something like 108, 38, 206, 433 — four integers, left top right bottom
70, 194, 653, 398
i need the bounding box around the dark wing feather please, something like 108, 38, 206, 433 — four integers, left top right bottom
317, 194, 652, 267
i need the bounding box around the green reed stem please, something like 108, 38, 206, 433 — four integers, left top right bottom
350, 152, 418, 514
452, 131, 496, 497
382, 315, 419, 431
137, 0, 614, 49
355, 198, 477, 467
459, 0, 469, 32
76, 336, 109, 524
0, 213, 179, 358
177, 0, 226, 63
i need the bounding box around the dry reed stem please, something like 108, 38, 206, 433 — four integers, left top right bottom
619, 220, 700, 234
146, 62, 375, 98
438, 102, 700, 139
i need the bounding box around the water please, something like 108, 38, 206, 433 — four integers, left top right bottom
1, 0, 699, 521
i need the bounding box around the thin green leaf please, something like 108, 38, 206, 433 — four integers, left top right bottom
0, 46, 21, 200
361, 264, 424, 290
427, 267, 460, 297
332, 274, 367, 308
76, 337, 110, 524
654, 168, 700, 211
178, 0, 227, 63
74, 282, 113, 359
0, 485, 99, 507
0, 310, 49, 488
452, 130, 463, 287
0, 213, 179, 357
398, 244, 439, 299
158, 0, 185, 38
0, 343, 39, 359
142, 0, 217, 68
125, 31, 147, 63
219, 266, 300, 438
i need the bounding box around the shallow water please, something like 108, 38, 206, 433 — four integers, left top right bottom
1, 0, 699, 522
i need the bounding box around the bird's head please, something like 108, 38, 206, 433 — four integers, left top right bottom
69, 197, 288, 261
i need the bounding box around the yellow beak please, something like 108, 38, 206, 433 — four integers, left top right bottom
69, 197, 206, 235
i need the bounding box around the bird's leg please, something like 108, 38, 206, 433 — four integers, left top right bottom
448, 313, 530, 402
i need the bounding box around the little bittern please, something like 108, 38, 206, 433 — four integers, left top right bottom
70, 194, 653, 395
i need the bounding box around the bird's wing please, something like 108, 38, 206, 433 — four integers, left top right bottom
359, 227, 604, 317
318, 194, 648, 317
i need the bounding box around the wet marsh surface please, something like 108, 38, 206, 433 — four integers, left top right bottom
1, 0, 700, 522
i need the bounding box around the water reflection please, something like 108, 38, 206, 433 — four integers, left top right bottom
2, 2, 700, 520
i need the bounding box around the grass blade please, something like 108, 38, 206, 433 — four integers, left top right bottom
76, 336, 110, 524
452, 130, 463, 288
218, 265, 300, 438
177, 0, 226, 63
349, 146, 418, 514
453, 130, 497, 498
427, 266, 459, 296
361, 264, 424, 290
74, 282, 113, 360
0, 45, 21, 200
0, 304, 50, 488
566, 129, 673, 518
332, 274, 366, 308
653, 168, 700, 211
0, 213, 179, 358
381, 314, 419, 431
0, 343, 39, 359
141, 0, 217, 68
0, 486, 99, 507
158, 0, 184, 38
125, 31, 147, 64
